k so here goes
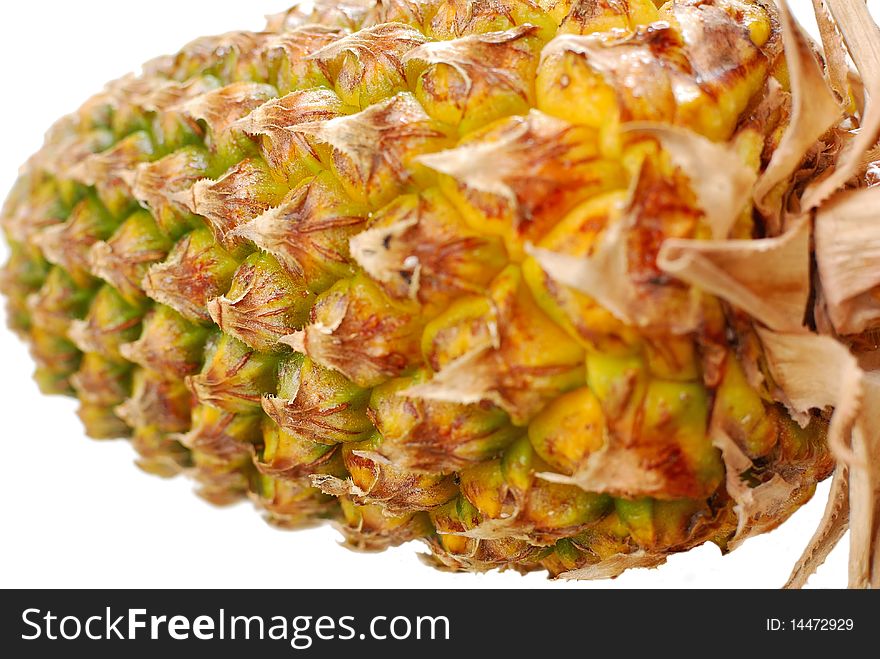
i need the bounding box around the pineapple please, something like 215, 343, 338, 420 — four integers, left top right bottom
2, 0, 879, 588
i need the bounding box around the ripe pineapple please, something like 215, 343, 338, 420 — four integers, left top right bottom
3, 0, 879, 588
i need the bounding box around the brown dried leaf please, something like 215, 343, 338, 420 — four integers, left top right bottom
454, 516, 529, 542
141, 76, 219, 114
349, 214, 422, 300
555, 551, 667, 581
292, 92, 450, 200
266, 0, 372, 32
36, 129, 114, 179
712, 430, 802, 550
529, 164, 703, 335
785, 467, 849, 589
756, 328, 861, 463
177, 158, 283, 248
811, 0, 850, 100
311, 474, 367, 500
658, 217, 811, 333
625, 123, 757, 239
814, 186, 880, 334
114, 373, 190, 434
207, 263, 308, 353
753, 0, 841, 225
536, 441, 679, 500
428, 0, 537, 39
418, 109, 596, 220
34, 199, 112, 282
401, 264, 586, 425
849, 372, 880, 588
802, 0, 880, 209
67, 131, 155, 191
312, 452, 456, 515
349, 190, 509, 307
365, 0, 438, 30
233, 88, 345, 173
293, 91, 414, 154
88, 239, 166, 303
263, 24, 347, 84
132, 148, 210, 219
280, 276, 423, 389
401, 345, 498, 407
142, 232, 236, 324
171, 31, 275, 81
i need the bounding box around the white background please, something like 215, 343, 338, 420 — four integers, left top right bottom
0, 1, 872, 589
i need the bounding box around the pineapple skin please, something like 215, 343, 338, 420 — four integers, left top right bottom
0, 0, 835, 579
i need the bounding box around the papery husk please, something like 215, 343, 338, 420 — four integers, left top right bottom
753, 0, 842, 231
712, 429, 816, 551
785, 468, 849, 589
849, 372, 880, 588
528, 163, 703, 335
810, 0, 849, 101
624, 123, 757, 240
814, 187, 880, 334
555, 551, 667, 581
722, 319, 875, 588
802, 0, 880, 209
658, 217, 811, 333
756, 328, 862, 462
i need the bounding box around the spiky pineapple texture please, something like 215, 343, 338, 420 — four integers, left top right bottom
2, 0, 879, 587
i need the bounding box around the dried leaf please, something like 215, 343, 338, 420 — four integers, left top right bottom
232, 88, 345, 172
848, 372, 880, 588
803, 0, 880, 208
815, 186, 880, 334
279, 275, 423, 389
349, 214, 421, 300
528, 164, 703, 335
753, 0, 841, 225
625, 123, 757, 239
756, 328, 861, 463
658, 218, 811, 333
536, 443, 677, 500
712, 430, 803, 550
419, 109, 625, 252
456, 517, 532, 542
307, 22, 427, 105
400, 345, 499, 407
555, 551, 667, 581
811, 0, 850, 100
418, 110, 554, 208
311, 473, 368, 500
785, 468, 849, 589
292, 92, 449, 200
178, 158, 283, 248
